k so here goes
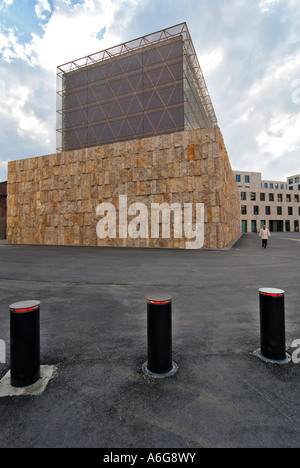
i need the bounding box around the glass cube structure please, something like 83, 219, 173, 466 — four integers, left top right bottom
56, 23, 217, 152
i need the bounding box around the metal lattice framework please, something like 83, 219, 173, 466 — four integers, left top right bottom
56, 23, 217, 152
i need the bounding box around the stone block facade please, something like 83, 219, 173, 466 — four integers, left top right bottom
7, 127, 240, 249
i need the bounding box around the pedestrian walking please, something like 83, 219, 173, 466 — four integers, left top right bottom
259, 225, 271, 248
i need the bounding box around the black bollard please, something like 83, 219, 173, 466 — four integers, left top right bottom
10, 300, 40, 387
256, 288, 290, 364
142, 295, 177, 377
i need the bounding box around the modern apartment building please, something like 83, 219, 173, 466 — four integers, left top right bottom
287, 174, 300, 191
234, 171, 300, 233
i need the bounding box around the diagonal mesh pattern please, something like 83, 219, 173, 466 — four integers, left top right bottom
56, 23, 217, 152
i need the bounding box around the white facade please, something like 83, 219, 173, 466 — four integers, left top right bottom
234, 171, 300, 233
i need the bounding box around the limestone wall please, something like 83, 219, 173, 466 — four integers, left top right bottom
7, 127, 240, 249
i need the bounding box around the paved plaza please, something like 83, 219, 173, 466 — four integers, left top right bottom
0, 233, 300, 448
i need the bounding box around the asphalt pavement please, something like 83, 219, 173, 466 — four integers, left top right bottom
0, 233, 300, 448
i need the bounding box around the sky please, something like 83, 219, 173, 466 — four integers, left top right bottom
0, 0, 300, 182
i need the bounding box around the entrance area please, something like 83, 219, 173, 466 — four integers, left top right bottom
269, 220, 284, 233
241, 220, 247, 233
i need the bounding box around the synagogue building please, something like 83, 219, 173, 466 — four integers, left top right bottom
7, 23, 240, 249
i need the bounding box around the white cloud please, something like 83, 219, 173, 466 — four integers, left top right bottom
0, 78, 5, 101
0, 0, 139, 70
256, 112, 300, 157
0, 160, 8, 182
291, 79, 300, 104
200, 48, 223, 74
0, 26, 35, 64
249, 51, 300, 99
0, 83, 52, 143
35, 0, 52, 20
259, 0, 299, 11
13, 88, 50, 141
0, 0, 14, 7
259, 0, 281, 13
30, 0, 138, 71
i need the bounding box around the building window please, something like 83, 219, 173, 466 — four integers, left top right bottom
288, 206, 293, 215
253, 206, 259, 215
269, 193, 274, 202
295, 177, 299, 183
286, 194, 291, 202
241, 205, 247, 215
245, 175, 250, 183
295, 194, 299, 203
264, 183, 268, 188
289, 178, 293, 185
241, 192, 246, 200
280, 184, 284, 189
277, 194, 283, 202
260, 193, 265, 201
236, 174, 241, 183
277, 206, 282, 215
250, 192, 256, 201
266, 206, 271, 215
269, 183, 273, 189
